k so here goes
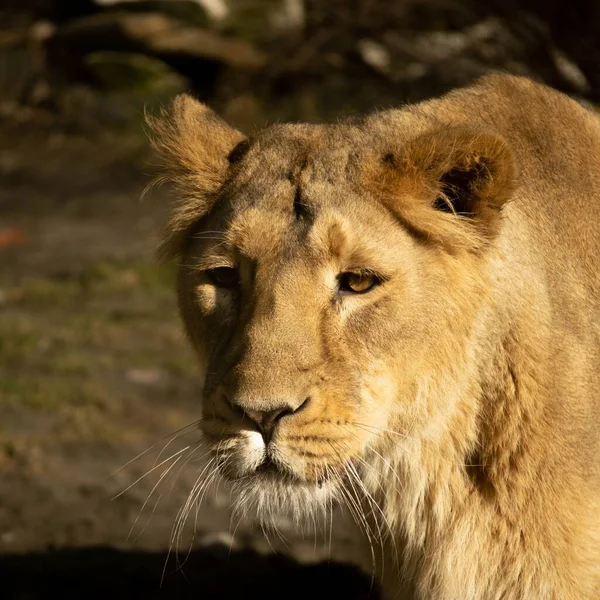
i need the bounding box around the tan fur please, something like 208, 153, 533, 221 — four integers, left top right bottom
148, 74, 600, 599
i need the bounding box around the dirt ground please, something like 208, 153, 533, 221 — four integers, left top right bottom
0, 121, 374, 599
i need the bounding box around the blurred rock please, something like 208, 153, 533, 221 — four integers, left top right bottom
196, 0, 229, 22
263, 4, 597, 121
551, 48, 590, 94
0, 21, 54, 108
357, 39, 391, 76
223, 0, 285, 44
197, 531, 240, 553
93, 0, 228, 25
147, 21, 266, 69
271, 0, 305, 31
29, 20, 56, 43
380, 16, 546, 84
84, 51, 186, 92
46, 10, 266, 89
53, 81, 172, 132
95, 0, 211, 28
2, 0, 599, 132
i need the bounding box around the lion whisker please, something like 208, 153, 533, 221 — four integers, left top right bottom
351, 421, 415, 441
132, 492, 163, 544
152, 425, 203, 468
323, 442, 375, 568
336, 465, 378, 586
127, 451, 186, 541
178, 463, 222, 571
167, 456, 220, 578
227, 513, 244, 560
166, 440, 211, 499
332, 422, 408, 488
113, 446, 191, 500
108, 419, 202, 479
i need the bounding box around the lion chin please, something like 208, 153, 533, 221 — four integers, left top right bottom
219, 430, 339, 530
229, 472, 337, 531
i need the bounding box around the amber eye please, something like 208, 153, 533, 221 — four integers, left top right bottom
206, 267, 239, 288
338, 271, 379, 294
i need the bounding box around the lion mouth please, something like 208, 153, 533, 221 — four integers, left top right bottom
211, 429, 340, 492
253, 458, 331, 491
239, 454, 329, 491
255, 458, 280, 476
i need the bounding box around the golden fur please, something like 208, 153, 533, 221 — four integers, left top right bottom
148, 74, 600, 599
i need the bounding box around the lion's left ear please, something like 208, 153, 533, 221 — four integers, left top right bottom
374, 126, 518, 252
145, 94, 246, 259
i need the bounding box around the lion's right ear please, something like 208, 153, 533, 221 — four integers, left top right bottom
366, 125, 517, 253
146, 94, 246, 259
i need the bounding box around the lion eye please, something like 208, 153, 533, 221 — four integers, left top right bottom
206, 267, 239, 288
338, 271, 379, 294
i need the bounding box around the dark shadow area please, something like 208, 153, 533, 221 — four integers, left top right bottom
0, 544, 379, 599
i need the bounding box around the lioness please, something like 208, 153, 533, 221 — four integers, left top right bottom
148, 74, 600, 599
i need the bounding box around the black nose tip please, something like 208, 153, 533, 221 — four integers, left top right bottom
245, 406, 291, 432
230, 397, 311, 443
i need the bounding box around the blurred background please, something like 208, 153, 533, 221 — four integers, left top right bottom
0, 1, 598, 598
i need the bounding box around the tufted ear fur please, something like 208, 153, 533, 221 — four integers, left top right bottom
146, 94, 245, 259
371, 126, 517, 253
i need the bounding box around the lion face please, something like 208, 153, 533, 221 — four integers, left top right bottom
148, 95, 516, 524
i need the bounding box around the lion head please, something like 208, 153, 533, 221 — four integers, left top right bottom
147, 93, 516, 528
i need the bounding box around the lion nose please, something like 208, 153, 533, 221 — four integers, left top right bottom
244, 407, 291, 432
228, 397, 311, 443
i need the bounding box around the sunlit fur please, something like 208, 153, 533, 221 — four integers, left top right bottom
147, 74, 600, 599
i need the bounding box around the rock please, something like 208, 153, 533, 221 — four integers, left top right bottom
357, 39, 391, 76
197, 531, 239, 553
551, 48, 590, 94
0, 21, 54, 106
95, 0, 211, 28
196, 0, 229, 22
84, 51, 186, 92
46, 11, 266, 89
358, 16, 572, 93
148, 23, 266, 69
96, 0, 230, 24
271, 0, 305, 31
94, 0, 223, 27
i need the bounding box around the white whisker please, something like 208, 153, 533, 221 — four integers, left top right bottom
108, 419, 201, 479
127, 451, 186, 540
113, 446, 190, 500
